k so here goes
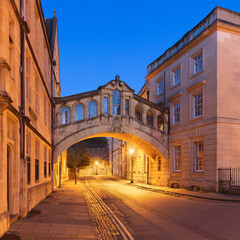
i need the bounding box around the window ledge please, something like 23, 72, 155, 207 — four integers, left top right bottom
173, 170, 181, 174
171, 123, 181, 128
191, 70, 203, 79
155, 93, 163, 98
189, 116, 204, 123
193, 171, 204, 174
170, 83, 181, 90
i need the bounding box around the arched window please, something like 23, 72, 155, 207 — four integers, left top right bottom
61, 107, 70, 125
75, 104, 84, 121
88, 101, 97, 118
146, 110, 153, 126
135, 105, 142, 121
157, 115, 164, 132
112, 89, 121, 115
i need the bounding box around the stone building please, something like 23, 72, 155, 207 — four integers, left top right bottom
112, 7, 240, 192
0, 0, 61, 236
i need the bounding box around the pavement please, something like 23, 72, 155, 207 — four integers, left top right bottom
110, 177, 240, 202
2, 180, 98, 240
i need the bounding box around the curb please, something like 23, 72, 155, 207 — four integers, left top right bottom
109, 177, 240, 202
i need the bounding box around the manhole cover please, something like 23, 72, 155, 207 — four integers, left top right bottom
1, 234, 21, 240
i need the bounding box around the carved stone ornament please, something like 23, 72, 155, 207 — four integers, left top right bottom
111, 80, 116, 86
109, 117, 124, 133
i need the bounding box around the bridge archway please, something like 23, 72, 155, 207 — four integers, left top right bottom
53, 76, 169, 184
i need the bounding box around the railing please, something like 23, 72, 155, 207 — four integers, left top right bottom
218, 167, 240, 190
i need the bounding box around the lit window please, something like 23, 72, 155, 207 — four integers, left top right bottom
75, 104, 84, 121
112, 90, 121, 115
61, 107, 70, 125
194, 53, 203, 74
157, 80, 163, 96
104, 97, 108, 115
88, 101, 97, 118
146, 110, 153, 126
193, 93, 202, 118
173, 102, 180, 124
173, 145, 181, 172
194, 141, 203, 172
135, 105, 142, 121
125, 99, 129, 116
173, 68, 180, 86
157, 115, 164, 132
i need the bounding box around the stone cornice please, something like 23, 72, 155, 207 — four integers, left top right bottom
168, 92, 183, 102
187, 81, 206, 92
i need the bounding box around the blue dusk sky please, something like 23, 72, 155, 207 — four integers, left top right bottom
42, 0, 240, 97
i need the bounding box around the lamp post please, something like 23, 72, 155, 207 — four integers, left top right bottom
95, 161, 99, 175
129, 148, 134, 183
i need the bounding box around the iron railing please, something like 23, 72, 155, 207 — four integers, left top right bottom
218, 167, 240, 188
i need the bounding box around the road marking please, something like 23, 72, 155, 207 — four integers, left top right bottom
86, 180, 134, 240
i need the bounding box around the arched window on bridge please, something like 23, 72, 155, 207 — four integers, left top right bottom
112, 89, 121, 115
61, 107, 70, 125
75, 104, 84, 121
146, 110, 153, 127
157, 115, 164, 132
135, 105, 142, 122
88, 101, 97, 118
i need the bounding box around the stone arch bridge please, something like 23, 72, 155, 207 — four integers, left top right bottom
53, 76, 169, 169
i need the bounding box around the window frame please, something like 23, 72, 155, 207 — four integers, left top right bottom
112, 89, 121, 115
60, 107, 70, 125
173, 145, 181, 172
191, 50, 204, 77
103, 97, 109, 115
74, 104, 84, 121
173, 102, 180, 125
193, 92, 203, 119
88, 101, 97, 118
157, 115, 165, 132
172, 66, 181, 87
146, 110, 153, 127
194, 141, 204, 173
125, 98, 130, 117
135, 105, 143, 122
157, 79, 164, 96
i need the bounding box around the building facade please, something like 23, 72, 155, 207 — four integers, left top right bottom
138, 7, 240, 191
0, 0, 61, 236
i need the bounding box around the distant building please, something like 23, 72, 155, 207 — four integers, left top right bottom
0, 0, 61, 236
112, 7, 240, 192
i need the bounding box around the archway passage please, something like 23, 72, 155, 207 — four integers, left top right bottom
53, 77, 169, 186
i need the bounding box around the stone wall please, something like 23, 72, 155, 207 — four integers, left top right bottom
27, 181, 52, 211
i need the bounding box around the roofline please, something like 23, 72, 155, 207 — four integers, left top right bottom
146, 6, 240, 77
54, 89, 100, 103
133, 94, 168, 113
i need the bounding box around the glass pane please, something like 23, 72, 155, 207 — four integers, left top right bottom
75, 104, 84, 121
112, 90, 121, 115
104, 97, 108, 115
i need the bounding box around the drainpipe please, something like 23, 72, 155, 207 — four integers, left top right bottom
20, 0, 27, 218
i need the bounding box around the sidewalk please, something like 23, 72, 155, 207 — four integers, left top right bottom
2, 180, 97, 240
111, 177, 240, 202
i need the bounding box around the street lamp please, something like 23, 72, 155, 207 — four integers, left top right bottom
129, 148, 134, 183
95, 161, 99, 175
